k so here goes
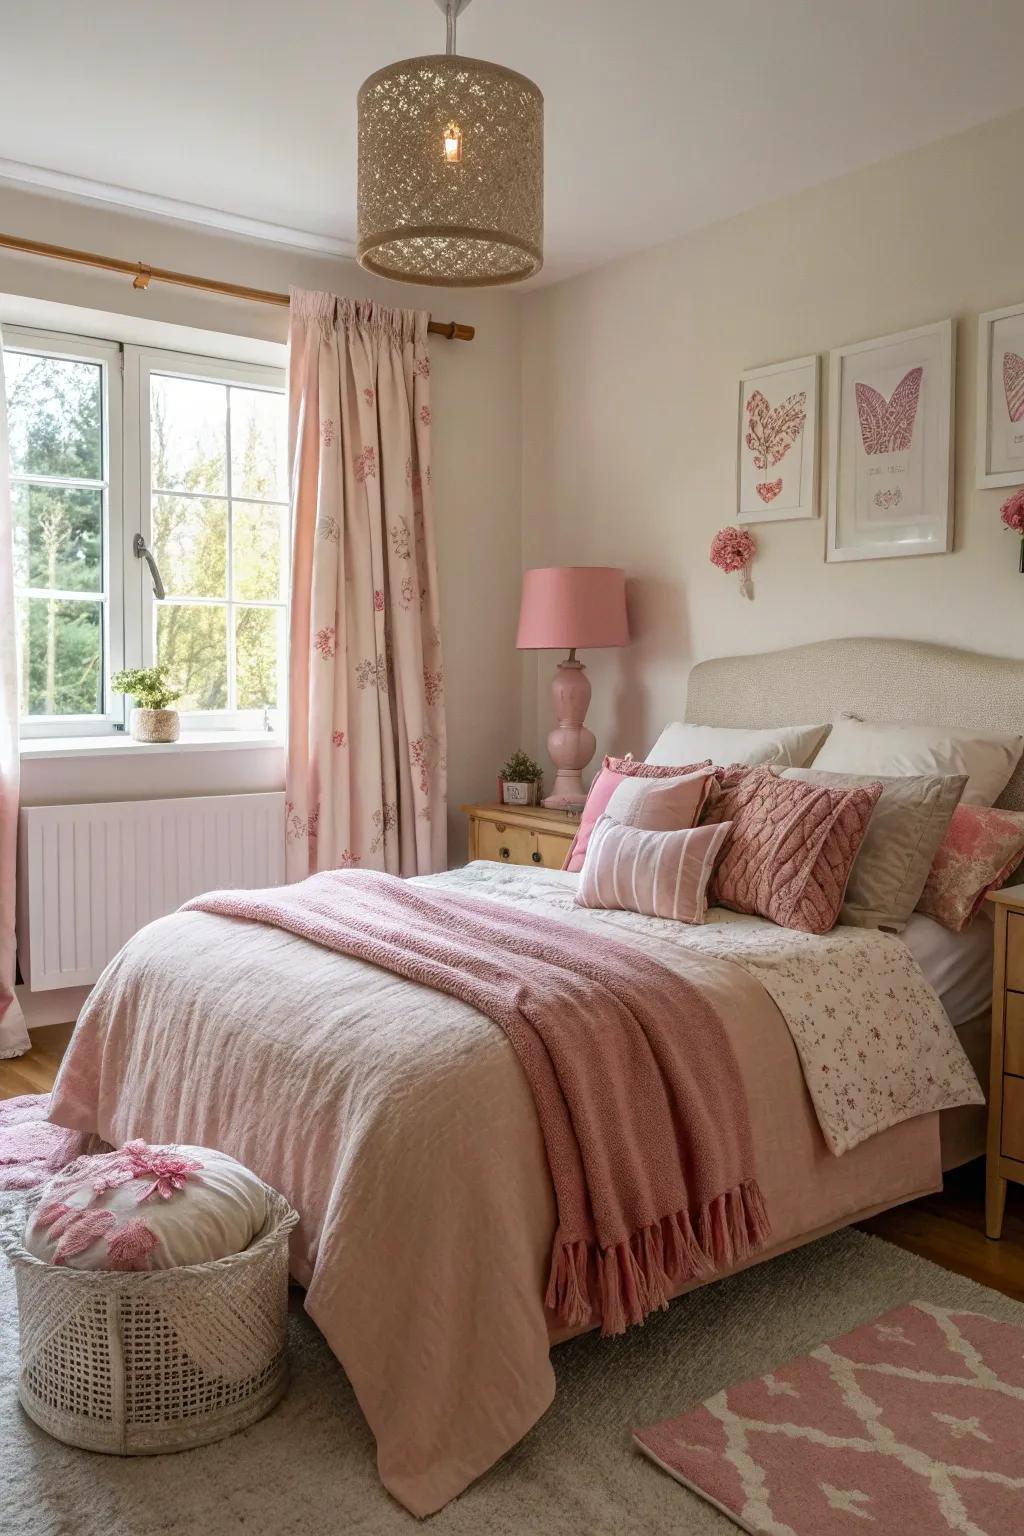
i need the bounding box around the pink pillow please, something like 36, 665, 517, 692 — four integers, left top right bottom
704, 766, 882, 934
562, 755, 713, 873
916, 804, 1024, 932
575, 817, 733, 924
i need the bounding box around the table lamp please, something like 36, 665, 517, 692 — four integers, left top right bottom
516, 566, 630, 809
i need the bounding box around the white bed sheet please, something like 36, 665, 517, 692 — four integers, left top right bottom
900, 910, 994, 1029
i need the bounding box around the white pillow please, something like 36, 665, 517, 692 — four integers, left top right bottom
646, 720, 830, 770
810, 715, 1024, 808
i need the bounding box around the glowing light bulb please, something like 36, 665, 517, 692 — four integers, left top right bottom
443, 121, 463, 164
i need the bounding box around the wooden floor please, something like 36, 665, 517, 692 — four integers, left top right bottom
3, 1024, 1023, 1302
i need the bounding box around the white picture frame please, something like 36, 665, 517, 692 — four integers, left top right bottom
976, 301, 1024, 488
737, 354, 819, 523
827, 319, 954, 563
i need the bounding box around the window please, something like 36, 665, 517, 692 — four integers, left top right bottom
6, 327, 287, 737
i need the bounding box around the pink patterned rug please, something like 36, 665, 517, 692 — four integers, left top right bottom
635, 1300, 1024, 1534
0, 1093, 85, 1191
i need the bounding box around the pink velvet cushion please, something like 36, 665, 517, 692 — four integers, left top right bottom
575, 816, 733, 924
703, 766, 883, 934
562, 755, 713, 873
916, 804, 1024, 932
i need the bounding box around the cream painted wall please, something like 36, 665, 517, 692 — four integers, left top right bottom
520, 108, 1024, 765
0, 183, 523, 854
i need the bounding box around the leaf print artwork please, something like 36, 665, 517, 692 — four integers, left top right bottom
855, 367, 923, 455
873, 487, 904, 511
744, 389, 807, 481
1003, 351, 1024, 424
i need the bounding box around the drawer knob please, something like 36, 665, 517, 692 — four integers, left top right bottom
531, 851, 542, 863
499, 846, 511, 860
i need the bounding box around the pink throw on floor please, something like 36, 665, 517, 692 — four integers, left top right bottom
184, 870, 769, 1335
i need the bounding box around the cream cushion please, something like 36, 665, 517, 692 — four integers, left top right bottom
646, 721, 830, 770
810, 715, 1024, 808
783, 767, 967, 930
24, 1143, 268, 1271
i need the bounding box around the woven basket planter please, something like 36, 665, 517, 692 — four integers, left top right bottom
0, 1185, 298, 1455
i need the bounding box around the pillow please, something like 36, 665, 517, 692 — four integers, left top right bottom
24, 1142, 268, 1271
561, 755, 714, 873
704, 766, 882, 934
916, 805, 1024, 932
782, 767, 967, 931
646, 721, 830, 770
575, 816, 732, 924
603, 769, 717, 831
810, 715, 1024, 808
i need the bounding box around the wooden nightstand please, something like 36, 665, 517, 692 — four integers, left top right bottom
463, 802, 580, 870
986, 883, 1024, 1238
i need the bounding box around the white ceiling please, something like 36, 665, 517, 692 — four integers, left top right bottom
2, 0, 1024, 288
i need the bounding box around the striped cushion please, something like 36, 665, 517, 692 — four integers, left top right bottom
575, 816, 732, 924
562, 757, 714, 873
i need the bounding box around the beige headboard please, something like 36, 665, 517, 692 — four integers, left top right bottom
685, 637, 1024, 811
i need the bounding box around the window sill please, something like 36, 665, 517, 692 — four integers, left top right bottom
19, 730, 285, 762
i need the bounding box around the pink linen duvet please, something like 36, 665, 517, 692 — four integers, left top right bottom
48, 863, 980, 1516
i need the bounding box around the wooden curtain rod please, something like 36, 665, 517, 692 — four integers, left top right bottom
0, 232, 476, 341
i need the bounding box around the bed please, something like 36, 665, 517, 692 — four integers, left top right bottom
47, 637, 1015, 1516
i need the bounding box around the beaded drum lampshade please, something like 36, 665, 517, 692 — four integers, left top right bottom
357, 0, 544, 288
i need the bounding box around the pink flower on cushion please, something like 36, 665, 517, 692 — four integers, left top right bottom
1000, 489, 1024, 534
34, 1200, 76, 1233
106, 1219, 161, 1271
709, 526, 756, 575
53, 1209, 116, 1265
120, 1141, 204, 1202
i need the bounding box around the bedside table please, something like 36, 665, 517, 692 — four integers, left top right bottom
462, 802, 581, 870
986, 883, 1024, 1238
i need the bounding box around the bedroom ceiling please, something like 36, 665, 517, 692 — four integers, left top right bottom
2, 0, 1024, 289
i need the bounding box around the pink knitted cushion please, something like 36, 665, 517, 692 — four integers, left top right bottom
562, 755, 714, 873
704, 766, 882, 934
916, 804, 1024, 932
576, 817, 733, 923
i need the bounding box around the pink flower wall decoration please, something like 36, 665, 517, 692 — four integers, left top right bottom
1000, 488, 1024, 572
710, 526, 757, 599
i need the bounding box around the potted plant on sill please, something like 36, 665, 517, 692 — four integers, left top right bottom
111, 666, 183, 744
498, 750, 544, 807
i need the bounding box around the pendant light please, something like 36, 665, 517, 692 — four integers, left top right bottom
357, 0, 544, 288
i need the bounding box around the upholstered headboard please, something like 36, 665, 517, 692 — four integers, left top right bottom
685, 637, 1024, 811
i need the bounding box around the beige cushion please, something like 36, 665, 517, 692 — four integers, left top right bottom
783, 767, 967, 930
810, 715, 1023, 808
646, 721, 830, 770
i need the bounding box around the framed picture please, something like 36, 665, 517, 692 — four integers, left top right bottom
976, 301, 1024, 488
737, 354, 819, 523
827, 319, 954, 563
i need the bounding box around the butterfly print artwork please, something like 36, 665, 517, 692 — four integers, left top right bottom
855, 366, 923, 455
1003, 352, 1024, 424
744, 389, 807, 502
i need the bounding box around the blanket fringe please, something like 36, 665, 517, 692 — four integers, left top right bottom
546, 1179, 771, 1338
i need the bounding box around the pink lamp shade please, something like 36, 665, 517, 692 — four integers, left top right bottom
516, 567, 629, 652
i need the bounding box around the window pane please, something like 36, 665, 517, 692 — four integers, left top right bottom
12, 484, 103, 594
6, 352, 102, 480
233, 501, 287, 601
156, 604, 228, 711
152, 494, 227, 599
17, 596, 102, 716
151, 375, 227, 495
230, 387, 286, 501
235, 607, 281, 710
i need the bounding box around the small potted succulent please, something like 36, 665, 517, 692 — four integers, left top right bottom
112, 666, 183, 744
498, 750, 544, 807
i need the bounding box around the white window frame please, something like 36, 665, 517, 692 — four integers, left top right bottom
8, 326, 126, 739
124, 345, 288, 733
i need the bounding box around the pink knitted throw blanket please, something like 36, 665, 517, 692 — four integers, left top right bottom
184, 871, 769, 1335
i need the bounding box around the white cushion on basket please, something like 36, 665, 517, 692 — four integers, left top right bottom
24, 1142, 267, 1271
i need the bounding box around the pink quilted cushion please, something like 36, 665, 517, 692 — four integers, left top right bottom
916, 804, 1024, 932
576, 817, 733, 923
703, 766, 882, 934
562, 755, 713, 873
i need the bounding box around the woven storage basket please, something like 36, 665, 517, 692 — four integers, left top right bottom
0, 1184, 298, 1454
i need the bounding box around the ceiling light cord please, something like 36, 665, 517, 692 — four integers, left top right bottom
446, 1, 457, 55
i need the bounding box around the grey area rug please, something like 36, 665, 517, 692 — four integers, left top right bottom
2, 1228, 1022, 1536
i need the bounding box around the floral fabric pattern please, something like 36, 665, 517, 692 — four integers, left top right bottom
916, 804, 1024, 932
286, 291, 447, 878
435, 863, 983, 1157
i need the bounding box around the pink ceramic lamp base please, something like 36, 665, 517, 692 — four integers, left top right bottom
543, 658, 596, 809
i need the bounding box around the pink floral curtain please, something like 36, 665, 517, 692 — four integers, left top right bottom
0, 327, 30, 1058
285, 291, 447, 880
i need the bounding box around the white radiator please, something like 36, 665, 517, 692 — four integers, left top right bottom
17, 793, 286, 991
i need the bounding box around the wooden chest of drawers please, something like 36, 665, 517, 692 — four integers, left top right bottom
986, 884, 1024, 1237
463, 803, 580, 872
